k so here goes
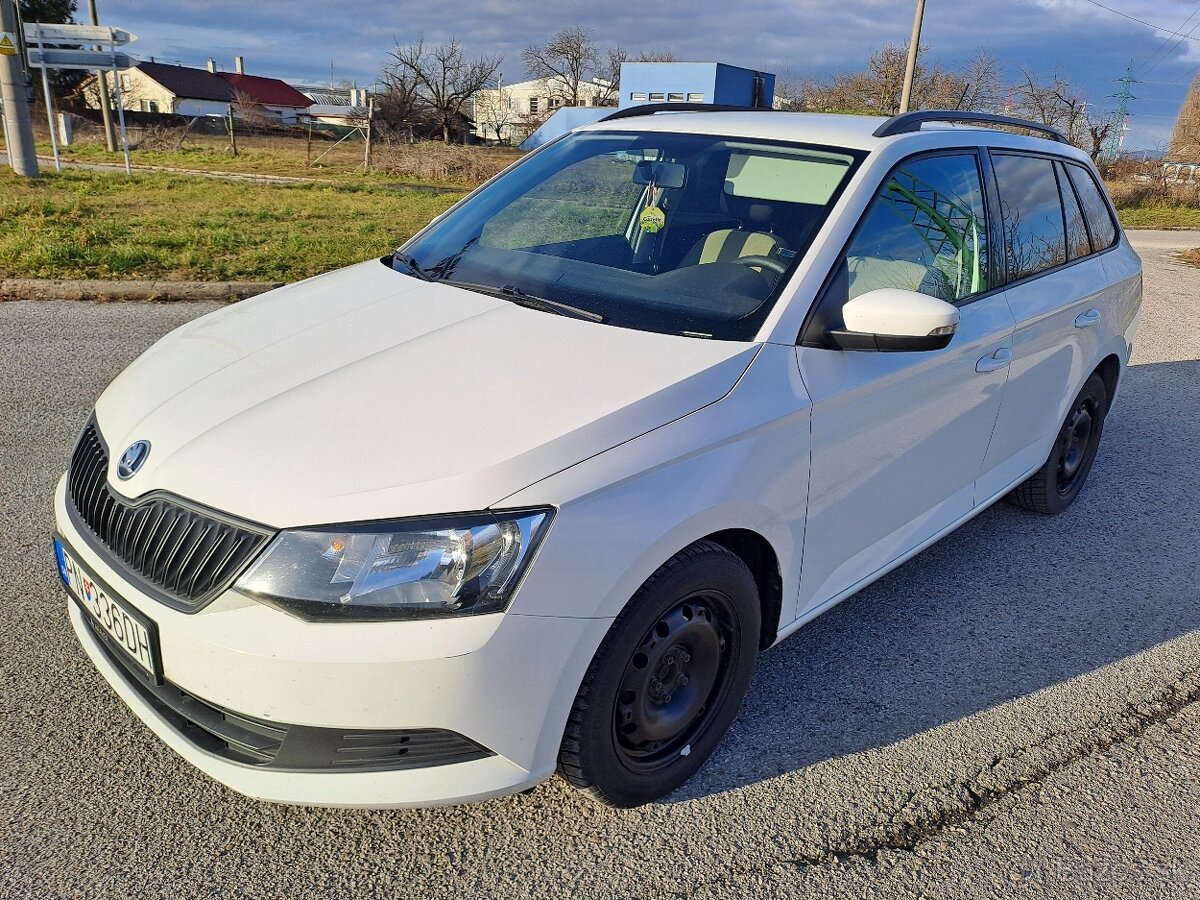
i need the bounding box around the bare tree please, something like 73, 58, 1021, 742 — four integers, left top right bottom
522, 25, 600, 107
1087, 120, 1114, 163
231, 89, 272, 128
475, 81, 516, 143
797, 44, 1003, 116
1168, 72, 1200, 160
956, 51, 1003, 112
1011, 67, 1089, 146
375, 65, 424, 139
387, 35, 502, 143
772, 66, 804, 110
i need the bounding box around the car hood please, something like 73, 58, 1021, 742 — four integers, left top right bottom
94, 260, 759, 526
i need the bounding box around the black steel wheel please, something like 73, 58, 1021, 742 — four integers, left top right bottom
1008, 372, 1109, 515
558, 540, 760, 808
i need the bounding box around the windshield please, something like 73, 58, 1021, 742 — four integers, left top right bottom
396, 130, 863, 340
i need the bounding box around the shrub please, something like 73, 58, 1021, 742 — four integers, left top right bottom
373, 140, 516, 185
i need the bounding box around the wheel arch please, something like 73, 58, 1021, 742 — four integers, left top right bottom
1096, 353, 1121, 405
699, 528, 783, 651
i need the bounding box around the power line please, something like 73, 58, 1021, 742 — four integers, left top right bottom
1140, 3, 1200, 75
1081, 0, 1200, 38
1143, 14, 1200, 77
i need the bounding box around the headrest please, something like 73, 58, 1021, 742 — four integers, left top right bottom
748, 203, 773, 225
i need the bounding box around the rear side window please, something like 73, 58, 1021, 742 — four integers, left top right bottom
991, 154, 1066, 281
1057, 162, 1091, 260
1065, 163, 1117, 250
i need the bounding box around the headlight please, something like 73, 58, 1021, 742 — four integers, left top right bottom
233, 509, 553, 620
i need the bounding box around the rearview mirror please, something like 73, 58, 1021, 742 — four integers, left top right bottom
632, 160, 686, 189
827, 288, 959, 352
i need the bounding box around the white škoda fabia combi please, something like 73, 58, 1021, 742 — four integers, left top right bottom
54, 108, 1142, 809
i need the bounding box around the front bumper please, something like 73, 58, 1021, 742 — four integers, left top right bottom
55, 476, 613, 808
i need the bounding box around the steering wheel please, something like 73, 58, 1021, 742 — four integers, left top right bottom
733, 255, 789, 275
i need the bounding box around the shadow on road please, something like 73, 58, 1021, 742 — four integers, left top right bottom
669, 356, 1200, 802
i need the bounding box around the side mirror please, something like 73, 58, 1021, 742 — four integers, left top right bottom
827, 288, 959, 352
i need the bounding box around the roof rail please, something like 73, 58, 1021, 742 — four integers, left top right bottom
599, 102, 773, 122
874, 110, 1069, 143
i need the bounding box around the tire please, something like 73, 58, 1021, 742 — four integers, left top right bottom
557, 540, 761, 808
1007, 372, 1108, 515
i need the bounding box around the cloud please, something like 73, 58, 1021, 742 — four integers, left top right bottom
95, 0, 1198, 149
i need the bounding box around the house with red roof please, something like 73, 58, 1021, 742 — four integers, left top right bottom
82, 57, 311, 124
217, 64, 313, 124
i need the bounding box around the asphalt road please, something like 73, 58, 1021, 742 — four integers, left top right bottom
2, 231, 1198, 899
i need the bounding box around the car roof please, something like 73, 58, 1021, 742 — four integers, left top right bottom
579, 110, 1078, 156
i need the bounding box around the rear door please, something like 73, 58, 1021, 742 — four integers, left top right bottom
795, 151, 1015, 615
974, 153, 1118, 502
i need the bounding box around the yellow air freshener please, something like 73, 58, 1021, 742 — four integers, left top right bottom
640, 205, 666, 233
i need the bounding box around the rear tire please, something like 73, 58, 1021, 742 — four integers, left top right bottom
557, 540, 760, 808
1007, 372, 1108, 515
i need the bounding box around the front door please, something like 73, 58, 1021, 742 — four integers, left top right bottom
795, 151, 1015, 615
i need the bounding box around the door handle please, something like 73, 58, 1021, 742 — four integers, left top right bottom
976, 347, 1012, 374
1075, 308, 1101, 328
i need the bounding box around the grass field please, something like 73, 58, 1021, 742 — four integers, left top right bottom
0, 169, 463, 282
2, 161, 1197, 285
30, 132, 521, 188
1113, 205, 1200, 229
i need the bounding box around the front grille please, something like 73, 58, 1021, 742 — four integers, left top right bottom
83, 614, 494, 772
67, 418, 272, 610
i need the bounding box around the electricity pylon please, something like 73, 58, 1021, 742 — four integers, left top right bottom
1102, 63, 1138, 162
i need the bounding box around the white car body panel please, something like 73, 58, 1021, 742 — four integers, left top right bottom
795, 291, 1014, 612
54, 112, 1143, 808
97, 260, 758, 526
501, 343, 810, 625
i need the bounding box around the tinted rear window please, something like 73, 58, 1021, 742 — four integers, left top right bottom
992, 154, 1067, 281
1057, 162, 1091, 260
1065, 162, 1117, 250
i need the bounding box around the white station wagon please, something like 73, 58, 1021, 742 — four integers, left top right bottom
53, 107, 1141, 808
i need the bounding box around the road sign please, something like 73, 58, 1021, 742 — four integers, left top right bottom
0, 31, 16, 55
22, 23, 136, 44
20, 20, 138, 176
26, 48, 137, 70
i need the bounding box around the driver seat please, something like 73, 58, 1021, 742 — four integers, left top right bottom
679, 203, 788, 272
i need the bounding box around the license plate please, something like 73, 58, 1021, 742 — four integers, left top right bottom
54, 536, 161, 682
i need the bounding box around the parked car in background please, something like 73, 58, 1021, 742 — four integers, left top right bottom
53, 107, 1141, 809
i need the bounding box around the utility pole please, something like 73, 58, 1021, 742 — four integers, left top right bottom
1, 0, 39, 176
1102, 62, 1137, 163
87, 0, 117, 151
898, 0, 926, 114
363, 97, 373, 172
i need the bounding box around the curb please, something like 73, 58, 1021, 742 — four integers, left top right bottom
0, 279, 283, 303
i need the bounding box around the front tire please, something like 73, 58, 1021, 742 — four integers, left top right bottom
557, 540, 760, 808
1007, 372, 1108, 514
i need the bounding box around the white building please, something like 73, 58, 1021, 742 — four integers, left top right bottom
473, 77, 614, 144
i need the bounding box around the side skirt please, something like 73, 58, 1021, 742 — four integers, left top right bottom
769, 463, 1042, 648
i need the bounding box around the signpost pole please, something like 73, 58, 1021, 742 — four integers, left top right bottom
32, 26, 61, 172
0, 0, 39, 176
109, 56, 131, 174
88, 0, 117, 151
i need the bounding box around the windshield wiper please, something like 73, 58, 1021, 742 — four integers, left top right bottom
392, 251, 433, 281
499, 285, 604, 322
445, 280, 604, 323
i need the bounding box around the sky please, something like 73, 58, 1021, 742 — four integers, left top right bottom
87, 0, 1200, 152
